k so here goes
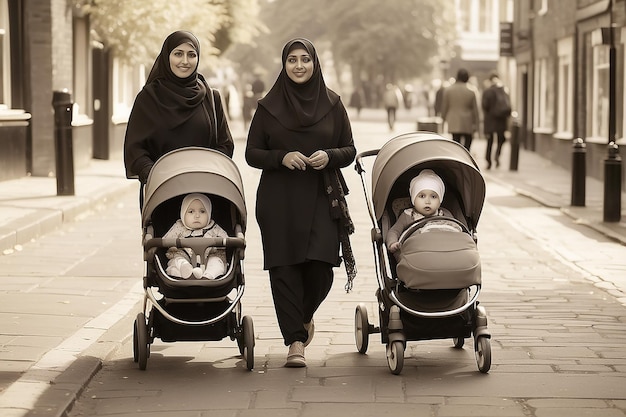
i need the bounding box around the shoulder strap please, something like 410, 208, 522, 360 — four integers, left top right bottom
210, 88, 218, 137
201, 89, 219, 139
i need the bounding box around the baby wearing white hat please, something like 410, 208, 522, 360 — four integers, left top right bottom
163, 193, 228, 279
386, 169, 460, 256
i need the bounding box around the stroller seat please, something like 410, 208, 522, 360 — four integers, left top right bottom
381, 191, 480, 291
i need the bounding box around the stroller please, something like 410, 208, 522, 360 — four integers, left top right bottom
132, 147, 254, 371
353, 132, 491, 374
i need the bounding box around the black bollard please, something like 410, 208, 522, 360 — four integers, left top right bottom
509, 116, 520, 171
603, 142, 622, 222
52, 90, 75, 196
571, 138, 586, 207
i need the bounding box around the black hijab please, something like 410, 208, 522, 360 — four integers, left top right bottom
131, 31, 208, 135
124, 31, 214, 179
259, 38, 339, 130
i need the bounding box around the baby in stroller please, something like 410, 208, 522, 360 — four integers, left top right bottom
163, 193, 228, 280
386, 168, 461, 259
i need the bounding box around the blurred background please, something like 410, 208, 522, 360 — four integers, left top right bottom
0, 0, 624, 190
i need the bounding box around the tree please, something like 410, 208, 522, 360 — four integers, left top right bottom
326, 0, 457, 84
238, 0, 457, 93
75, 0, 264, 68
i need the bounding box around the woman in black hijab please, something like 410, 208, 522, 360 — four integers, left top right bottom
245, 38, 356, 367
124, 30, 234, 185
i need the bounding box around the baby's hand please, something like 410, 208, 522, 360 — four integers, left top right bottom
388, 242, 400, 253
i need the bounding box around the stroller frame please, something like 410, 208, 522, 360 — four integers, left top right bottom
132, 147, 254, 371
353, 132, 491, 374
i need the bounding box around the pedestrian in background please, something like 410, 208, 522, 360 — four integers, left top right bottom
245, 38, 356, 368
383, 83, 402, 131
441, 68, 479, 151
482, 72, 512, 169
124, 31, 234, 205
350, 87, 364, 118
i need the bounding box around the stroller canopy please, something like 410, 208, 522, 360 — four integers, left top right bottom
142, 147, 247, 231
372, 132, 485, 226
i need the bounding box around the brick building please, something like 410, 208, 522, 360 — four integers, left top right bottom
511, 0, 625, 189
0, 0, 137, 181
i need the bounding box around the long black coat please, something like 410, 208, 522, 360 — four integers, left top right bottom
245, 102, 356, 270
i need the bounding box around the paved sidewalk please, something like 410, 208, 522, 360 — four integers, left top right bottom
0, 113, 625, 417
0, 158, 137, 255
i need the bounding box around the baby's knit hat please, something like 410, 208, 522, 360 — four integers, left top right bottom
181, 193, 212, 228
409, 169, 445, 203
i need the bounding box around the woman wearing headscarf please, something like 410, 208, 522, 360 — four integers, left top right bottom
245, 38, 357, 367
124, 30, 234, 188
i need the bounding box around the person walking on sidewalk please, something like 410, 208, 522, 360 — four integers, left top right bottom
482, 72, 512, 169
124, 31, 234, 198
245, 38, 357, 368
383, 83, 402, 131
441, 68, 479, 151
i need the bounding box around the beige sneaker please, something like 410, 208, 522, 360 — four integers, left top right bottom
285, 341, 306, 367
304, 319, 315, 347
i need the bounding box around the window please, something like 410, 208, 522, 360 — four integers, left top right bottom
478, 0, 493, 33
0, 0, 9, 109
72, 15, 91, 125
112, 57, 145, 124
457, 0, 497, 33
556, 37, 573, 136
589, 42, 610, 140
533, 57, 554, 131
458, 0, 471, 32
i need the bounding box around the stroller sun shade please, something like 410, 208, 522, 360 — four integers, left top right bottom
142, 147, 247, 231
371, 132, 485, 226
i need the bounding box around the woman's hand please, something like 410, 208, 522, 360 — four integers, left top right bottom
388, 242, 400, 253
282, 151, 309, 170
308, 150, 329, 170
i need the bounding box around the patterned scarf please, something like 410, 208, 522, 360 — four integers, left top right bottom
324, 169, 357, 292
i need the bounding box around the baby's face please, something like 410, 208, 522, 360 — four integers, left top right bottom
184, 199, 209, 230
413, 189, 441, 216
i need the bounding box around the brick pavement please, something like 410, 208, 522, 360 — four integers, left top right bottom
0, 108, 624, 416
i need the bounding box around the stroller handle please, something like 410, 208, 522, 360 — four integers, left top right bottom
354, 149, 379, 174
354, 149, 381, 227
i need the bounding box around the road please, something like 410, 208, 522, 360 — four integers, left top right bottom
3, 109, 626, 416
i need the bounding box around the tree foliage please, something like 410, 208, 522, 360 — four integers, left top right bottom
75, 0, 264, 67
241, 0, 457, 88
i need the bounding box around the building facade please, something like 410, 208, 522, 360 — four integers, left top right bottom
0, 0, 139, 182
512, 0, 625, 189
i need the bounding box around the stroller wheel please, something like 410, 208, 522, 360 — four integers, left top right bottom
242, 315, 255, 371
132, 320, 139, 363
355, 304, 370, 354
386, 341, 404, 375
135, 312, 149, 371
452, 337, 465, 349
475, 336, 491, 373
